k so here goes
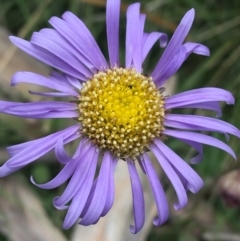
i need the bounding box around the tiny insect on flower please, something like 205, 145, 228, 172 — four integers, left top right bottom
0, 0, 239, 234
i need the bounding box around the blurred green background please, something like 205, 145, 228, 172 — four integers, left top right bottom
0, 0, 240, 240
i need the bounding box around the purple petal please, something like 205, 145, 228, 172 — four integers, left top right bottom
49, 71, 78, 88
55, 138, 79, 164
165, 88, 234, 110
79, 180, 97, 219
63, 148, 99, 229
140, 154, 169, 226
31, 32, 92, 78
54, 145, 96, 208
31, 139, 88, 189
133, 14, 146, 72
9, 37, 86, 80
4, 101, 77, 112
142, 32, 168, 62
31, 159, 78, 189
165, 114, 240, 138
22, 111, 79, 119
154, 46, 186, 85
165, 119, 231, 142
39, 28, 94, 72
6, 125, 80, 157
153, 42, 209, 87
178, 139, 203, 164
125, 3, 140, 68
11, 72, 79, 97
49, 13, 107, 71
106, 0, 120, 67
0, 101, 18, 109
9, 133, 80, 168
1, 101, 78, 119
127, 159, 145, 234
0, 163, 20, 178
150, 145, 188, 210
137, 157, 146, 174
101, 157, 118, 217
6, 125, 80, 168
62, 11, 108, 69
66, 75, 82, 90
79, 152, 113, 225
164, 129, 236, 159
171, 166, 189, 191
29, 91, 72, 97
152, 9, 195, 85
154, 139, 204, 193
184, 42, 210, 58
172, 101, 222, 117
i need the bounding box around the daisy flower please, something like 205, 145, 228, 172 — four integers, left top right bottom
0, 0, 239, 234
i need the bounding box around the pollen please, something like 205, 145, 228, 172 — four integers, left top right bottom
78, 67, 165, 158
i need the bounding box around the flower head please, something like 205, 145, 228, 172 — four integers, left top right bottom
0, 0, 239, 234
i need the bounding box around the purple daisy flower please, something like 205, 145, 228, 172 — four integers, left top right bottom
0, 0, 239, 234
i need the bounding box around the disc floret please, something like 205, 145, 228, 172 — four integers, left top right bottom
79, 67, 165, 158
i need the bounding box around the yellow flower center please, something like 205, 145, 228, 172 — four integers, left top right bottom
78, 67, 165, 158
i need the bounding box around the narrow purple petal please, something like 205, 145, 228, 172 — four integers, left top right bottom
165, 119, 230, 142
125, 3, 140, 68
165, 88, 234, 110
154, 139, 204, 193
133, 14, 146, 72
142, 32, 168, 62
152, 9, 195, 85
137, 157, 146, 174
54, 145, 96, 208
127, 159, 145, 234
106, 0, 121, 67
184, 42, 210, 57
29, 91, 72, 97
39, 28, 94, 72
63, 148, 99, 229
79, 152, 112, 225
11, 72, 79, 97
165, 119, 210, 131
6, 125, 80, 168
154, 46, 186, 85
22, 111, 79, 119
8, 133, 80, 169
62, 11, 108, 69
55, 139, 78, 164
165, 114, 240, 138
101, 157, 118, 217
0, 163, 20, 177
6, 124, 80, 157
9, 37, 87, 80
178, 139, 203, 164
49, 71, 78, 88
140, 154, 169, 226
171, 166, 189, 191
1, 101, 78, 119
0, 126, 80, 177
49, 14, 107, 71
164, 129, 236, 159
4, 101, 77, 112
31, 32, 92, 78
31, 140, 88, 189
150, 145, 188, 210
66, 75, 82, 90
79, 180, 97, 219
172, 101, 222, 117
31, 159, 78, 189
0, 101, 18, 109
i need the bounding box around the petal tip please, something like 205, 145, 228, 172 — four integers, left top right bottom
129, 225, 138, 234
